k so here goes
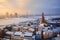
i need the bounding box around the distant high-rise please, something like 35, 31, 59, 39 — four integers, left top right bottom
6, 12, 9, 18
15, 13, 18, 17
10, 14, 13, 18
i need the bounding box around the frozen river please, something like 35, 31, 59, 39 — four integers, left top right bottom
0, 18, 36, 25
0, 15, 60, 25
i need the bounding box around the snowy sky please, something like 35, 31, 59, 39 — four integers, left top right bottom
0, 0, 60, 15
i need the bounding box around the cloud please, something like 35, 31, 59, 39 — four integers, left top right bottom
0, 0, 60, 15
0, 0, 31, 15
26, 0, 60, 15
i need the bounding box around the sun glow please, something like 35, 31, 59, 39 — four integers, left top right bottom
0, 0, 31, 15
0, 0, 6, 2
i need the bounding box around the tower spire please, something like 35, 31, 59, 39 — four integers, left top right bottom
40, 12, 49, 26
42, 12, 45, 23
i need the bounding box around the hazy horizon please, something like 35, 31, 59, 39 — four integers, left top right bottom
0, 0, 60, 15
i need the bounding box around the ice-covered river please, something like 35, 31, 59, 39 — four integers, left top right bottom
0, 15, 60, 25
0, 18, 36, 25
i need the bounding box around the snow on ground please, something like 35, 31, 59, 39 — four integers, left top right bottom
0, 15, 60, 25
0, 18, 36, 25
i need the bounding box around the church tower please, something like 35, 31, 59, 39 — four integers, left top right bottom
40, 12, 49, 26
40, 12, 45, 24
42, 12, 45, 23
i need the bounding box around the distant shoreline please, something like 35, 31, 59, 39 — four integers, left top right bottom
0, 15, 60, 19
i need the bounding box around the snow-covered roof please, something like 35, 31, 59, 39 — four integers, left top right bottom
24, 32, 33, 36
14, 31, 24, 36
28, 28, 34, 31
6, 31, 14, 35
